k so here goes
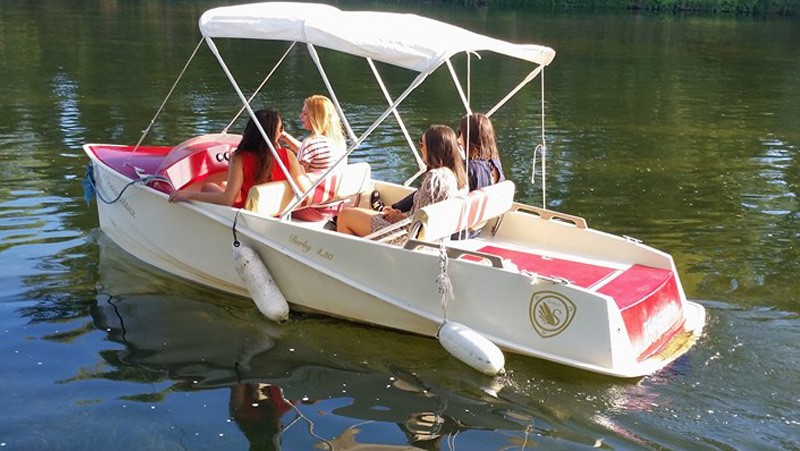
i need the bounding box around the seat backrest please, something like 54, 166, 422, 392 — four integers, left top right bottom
410, 180, 515, 241
245, 162, 372, 217
156, 133, 242, 190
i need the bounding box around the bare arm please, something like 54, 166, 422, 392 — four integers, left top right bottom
168, 155, 244, 206
286, 151, 312, 194
280, 131, 301, 153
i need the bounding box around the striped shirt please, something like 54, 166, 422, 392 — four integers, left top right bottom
297, 135, 346, 174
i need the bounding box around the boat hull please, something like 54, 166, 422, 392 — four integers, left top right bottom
85, 143, 705, 378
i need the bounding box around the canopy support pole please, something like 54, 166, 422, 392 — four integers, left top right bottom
223, 42, 297, 134
484, 64, 548, 208
132, 37, 205, 153
306, 44, 358, 145
205, 37, 304, 204
485, 65, 544, 118
445, 59, 473, 117
366, 58, 424, 171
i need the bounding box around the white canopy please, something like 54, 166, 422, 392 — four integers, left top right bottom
199, 2, 556, 73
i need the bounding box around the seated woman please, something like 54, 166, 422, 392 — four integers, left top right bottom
337, 125, 467, 241
168, 109, 309, 207
460, 112, 505, 191
280, 94, 347, 221
375, 113, 504, 239
280, 94, 347, 173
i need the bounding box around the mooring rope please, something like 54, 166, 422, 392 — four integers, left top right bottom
435, 243, 454, 323
83, 163, 171, 206
231, 209, 242, 248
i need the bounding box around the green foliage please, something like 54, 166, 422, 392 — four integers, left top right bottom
428, 0, 798, 15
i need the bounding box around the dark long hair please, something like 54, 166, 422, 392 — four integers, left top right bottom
459, 113, 498, 160
423, 125, 467, 189
235, 109, 282, 183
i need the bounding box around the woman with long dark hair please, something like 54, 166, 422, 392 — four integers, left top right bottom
459, 113, 505, 191
169, 109, 308, 208
336, 124, 466, 239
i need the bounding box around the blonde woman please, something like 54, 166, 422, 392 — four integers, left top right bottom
280, 94, 347, 174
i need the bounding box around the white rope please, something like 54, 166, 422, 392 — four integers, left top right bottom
436, 243, 454, 320
131, 37, 205, 154
223, 42, 297, 133
540, 67, 547, 207
528, 68, 548, 208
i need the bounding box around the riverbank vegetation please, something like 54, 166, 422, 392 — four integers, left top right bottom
449, 0, 797, 15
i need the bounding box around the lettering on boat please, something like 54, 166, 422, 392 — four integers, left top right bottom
642, 301, 681, 346
316, 248, 334, 261
529, 291, 576, 338
100, 171, 136, 218
288, 234, 312, 253
287, 234, 334, 261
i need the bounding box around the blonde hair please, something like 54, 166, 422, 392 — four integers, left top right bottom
304, 95, 345, 145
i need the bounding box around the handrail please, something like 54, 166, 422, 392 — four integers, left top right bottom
511, 204, 587, 229
403, 240, 506, 269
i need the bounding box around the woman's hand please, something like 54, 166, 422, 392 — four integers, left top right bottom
382, 207, 406, 223
280, 130, 300, 153
168, 190, 191, 203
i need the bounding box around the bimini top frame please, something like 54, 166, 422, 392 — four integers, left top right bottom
199, 2, 555, 72
196, 2, 556, 217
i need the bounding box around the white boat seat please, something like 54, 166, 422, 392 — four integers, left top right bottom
409, 180, 515, 242
245, 162, 372, 217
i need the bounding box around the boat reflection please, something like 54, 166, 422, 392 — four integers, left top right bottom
91, 234, 527, 448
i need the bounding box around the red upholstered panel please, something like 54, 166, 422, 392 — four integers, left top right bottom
89, 144, 171, 180
596, 264, 673, 309
474, 245, 684, 359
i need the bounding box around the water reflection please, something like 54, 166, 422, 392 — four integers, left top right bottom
90, 235, 532, 448
87, 234, 706, 449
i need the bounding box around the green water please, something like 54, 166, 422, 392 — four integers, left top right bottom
0, 1, 798, 449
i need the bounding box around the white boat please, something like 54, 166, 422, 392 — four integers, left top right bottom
83, 2, 705, 378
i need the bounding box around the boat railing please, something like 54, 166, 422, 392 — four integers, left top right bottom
403, 240, 507, 269
509, 204, 588, 229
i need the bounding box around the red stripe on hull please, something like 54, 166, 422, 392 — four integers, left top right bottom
597, 265, 683, 359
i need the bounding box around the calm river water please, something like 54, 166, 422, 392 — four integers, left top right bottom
1, 1, 798, 450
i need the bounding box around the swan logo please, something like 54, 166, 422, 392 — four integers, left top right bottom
530, 291, 576, 338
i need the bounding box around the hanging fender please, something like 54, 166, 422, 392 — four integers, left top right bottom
232, 243, 290, 323
438, 321, 505, 376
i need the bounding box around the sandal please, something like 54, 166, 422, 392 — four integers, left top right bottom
370, 190, 385, 212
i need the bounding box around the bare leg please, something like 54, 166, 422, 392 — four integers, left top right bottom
337, 207, 380, 236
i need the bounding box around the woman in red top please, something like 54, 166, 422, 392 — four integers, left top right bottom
169, 109, 308, 207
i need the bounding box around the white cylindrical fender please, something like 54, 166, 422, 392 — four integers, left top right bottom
232, 244, 289, 323
438, 321, 505, 376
